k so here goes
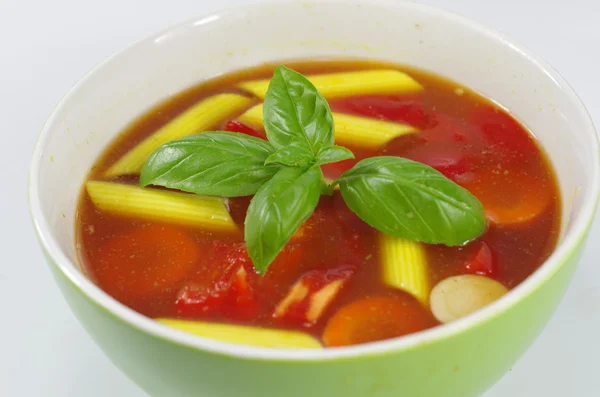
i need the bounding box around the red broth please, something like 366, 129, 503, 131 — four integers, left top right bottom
77, 60, 560, 346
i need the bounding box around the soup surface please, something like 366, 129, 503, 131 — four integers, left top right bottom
77, 60, 560, 348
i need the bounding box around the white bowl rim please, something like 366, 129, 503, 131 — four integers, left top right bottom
29, 0, 600, 361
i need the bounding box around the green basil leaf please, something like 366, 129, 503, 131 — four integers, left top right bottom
316, 145, 354, 166
338, 156, 486, 246
263, 66, 334, 155
264, 144, 314, 168
140, 131, 279, 197
245, 165, 323, 274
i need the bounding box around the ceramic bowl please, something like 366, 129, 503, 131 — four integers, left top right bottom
29, 1, 600, 396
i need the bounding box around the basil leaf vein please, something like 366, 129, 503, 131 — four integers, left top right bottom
263, 66, 334, 156
338, 156, 486, 245
140, 131, 279, 197
264, 144, 314, 168
245, 165, 323, 274
316, 145, 354, 166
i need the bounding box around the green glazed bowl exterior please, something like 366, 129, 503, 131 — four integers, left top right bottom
30, 1, 600, 396
43, 240, 588, 397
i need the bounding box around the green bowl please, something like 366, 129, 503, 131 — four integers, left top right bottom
29, 1, 600, 396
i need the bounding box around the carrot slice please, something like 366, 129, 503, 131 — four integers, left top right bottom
94, 225, 199, 299
460, 168, 551, 225
322, 296, 435, 347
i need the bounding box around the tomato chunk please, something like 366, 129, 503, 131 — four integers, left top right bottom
223, 266, 260, 321
331, 95, 435, 129
175, 282, 227, 318
176, 241, 306, 320
331, 192, 371, 235
323, 295, 435, 347
257, 242, 306, 296
94, 225, 199, 299
469, 107, 537, 162
175, 241, 259, 321
465, 242, 497, 278
291, 201, 332, 241
380, 115, 484, 182
321, 158, 359, 180
419, 115, 483, 145
401, 144, 473, 181
224, 120, 265, 139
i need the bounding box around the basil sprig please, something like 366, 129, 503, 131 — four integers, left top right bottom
141, 66, 486, 273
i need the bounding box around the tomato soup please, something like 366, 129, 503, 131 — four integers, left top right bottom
77, 60, 560, 348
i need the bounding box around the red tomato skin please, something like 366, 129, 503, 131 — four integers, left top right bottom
224, 120, 264, 139
465, 242, 497, 278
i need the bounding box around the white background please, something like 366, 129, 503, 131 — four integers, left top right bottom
1, 0, 599, 396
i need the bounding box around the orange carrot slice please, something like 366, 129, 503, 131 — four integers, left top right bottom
460, 168, 552, 225
94, 224, 199, 299
322, 296, 435, 347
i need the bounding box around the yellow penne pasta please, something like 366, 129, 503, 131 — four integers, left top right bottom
236, 103, 263, 126
237, 69, 423, 99
86, 181, 237, 232
333, 112, 417, 148
105, 93, 253, 177
380, 233, 429, 305
237, 104, 417, 149
156, 319, 322, 348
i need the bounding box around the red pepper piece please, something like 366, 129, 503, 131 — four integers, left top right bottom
224, 120, 265, 139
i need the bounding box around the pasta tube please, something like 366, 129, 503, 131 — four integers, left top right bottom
380, 234, 429, 305
86, 181, 236, 231
238, 104, 417, 149
106, 93, 252, 177
156, 319, 322, 348
238, 69, 423, 99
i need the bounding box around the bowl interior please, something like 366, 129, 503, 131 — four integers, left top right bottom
30, 0, 598, 354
